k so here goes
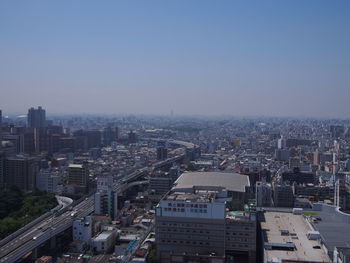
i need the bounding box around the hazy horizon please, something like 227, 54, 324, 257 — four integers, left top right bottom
1, 1, 349, 118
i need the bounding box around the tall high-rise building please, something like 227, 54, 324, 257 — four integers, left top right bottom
94, 187, 118, 219
256, 181, 272, 208
102, 127, 118, 146
156, 146, 168, 160
4, 157, 38, 191
27, 106, 46, 128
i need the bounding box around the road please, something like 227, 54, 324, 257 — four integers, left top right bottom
0, 139, 191, 263
0, 196, 94, 263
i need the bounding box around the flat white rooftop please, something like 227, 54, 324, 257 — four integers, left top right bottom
261, 211, 331, 263
173, 172, 249, 193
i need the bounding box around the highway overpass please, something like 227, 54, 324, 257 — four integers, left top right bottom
0, 139, 195, 263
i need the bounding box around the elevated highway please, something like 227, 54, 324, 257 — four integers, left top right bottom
0, 139, 195, 263
0, 196, 94, 263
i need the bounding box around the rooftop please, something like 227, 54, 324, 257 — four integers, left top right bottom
310, 204, 350, 250
173, 172, 250, 193
92, 231, 114, 241
69, 164, 83, 168
261, 211, 331, 263
165, 191, 216, 203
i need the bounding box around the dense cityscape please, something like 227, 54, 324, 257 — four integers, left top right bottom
1, 0, 350, 262
0, 107, 349, 263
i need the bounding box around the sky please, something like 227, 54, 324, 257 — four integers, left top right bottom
0, 0, 349, 118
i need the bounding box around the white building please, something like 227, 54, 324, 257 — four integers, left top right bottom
92, 231, 117, 253
36, 171, 60, 193
73, 216, 92, 244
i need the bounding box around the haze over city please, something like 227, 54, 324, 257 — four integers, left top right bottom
1, 0, 349, 118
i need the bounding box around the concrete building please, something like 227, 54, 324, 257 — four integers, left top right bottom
36, 171, 60, 193
102, 127, 118, 146
27, 106, 46, 128
4, 156, 38, 191
149, 174, 173, 197
256, 182, 272, 208
289, 157, 301, 170
156, 172, 256, 263
156, 146, 168, 160
84, 130, 101, 149
73, 216, 92, 244
334, 175, 348, 211
260, 210, 331, 263
273, 185, 294, 208
68, 163, 89, 187
92, 231, 117, 253
94, 187, 118, 219
274, 149, 290, 162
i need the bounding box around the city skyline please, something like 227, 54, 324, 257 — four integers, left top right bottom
1, 1, 349, 118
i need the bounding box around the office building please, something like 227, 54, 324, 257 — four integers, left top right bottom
156, 146, 168, 160
94, 189, 118, 219
36, 171, 60, 193
27, 106, 46, 128
85, 130, 101, 148
149, 176, 172, 196
102, 127, 118, 146
156, 172, 256, 263
274, 149, 290, 162
73, 216, 92, 244
4, 156, 38, 191
282, 170, 316, 185
334, 175, 348, 210
273, 185, 294, 207
68, 163, 89, 187
256, 181, 272, 208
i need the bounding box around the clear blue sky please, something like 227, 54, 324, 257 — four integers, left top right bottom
1, 0, 349, 117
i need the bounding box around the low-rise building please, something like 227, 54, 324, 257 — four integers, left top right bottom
92, 231, 117, 253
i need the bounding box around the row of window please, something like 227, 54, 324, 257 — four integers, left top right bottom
226, 232, 251, 236
161, 228, 211, 234
167, 203, 208, 208
160, 239, 211, 246
226, 237, 251, 242
160, 222, 215, 228
163, 207, 208, 213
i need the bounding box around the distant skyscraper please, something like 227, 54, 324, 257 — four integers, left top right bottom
27, 106, 46, 128
128, 130, 137, 144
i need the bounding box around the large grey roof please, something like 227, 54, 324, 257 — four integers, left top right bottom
173, 172, 250, 193
310, 208, 350, 250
